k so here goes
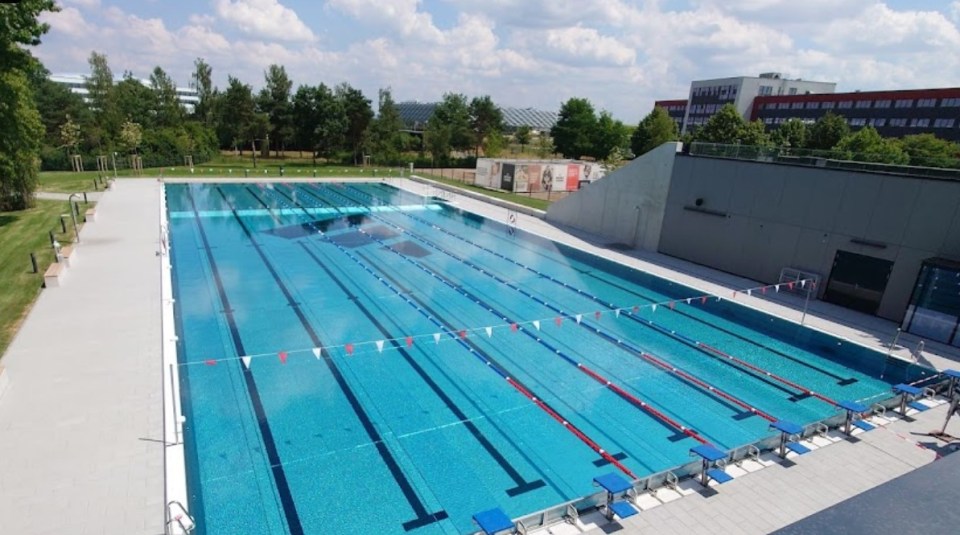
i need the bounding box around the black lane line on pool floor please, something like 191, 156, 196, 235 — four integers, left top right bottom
216, 185, 448, 531
296, 242, 547, 497
268, 186, 549, 497
359, 182, 859, 387
339, 184, 835, 399
185, 187, 305, 535
320, 185, 798, 414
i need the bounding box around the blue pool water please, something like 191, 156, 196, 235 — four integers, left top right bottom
166, 182, 935, 535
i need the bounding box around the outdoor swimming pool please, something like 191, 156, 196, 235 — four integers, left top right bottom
166, 181, 934, 534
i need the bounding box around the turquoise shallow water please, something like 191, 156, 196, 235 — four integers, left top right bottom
166, 182, 935, 535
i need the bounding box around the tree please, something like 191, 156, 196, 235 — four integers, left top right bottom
150, 66, 183, 128
692, 104, 746, 144
258, 64, 293, 156
514, 125, 532, 153
31, 67, 90, 146
335, 83, 373, 164
806, 111, 849, 151
85, 51, 119, 145
114, 73, 156, 127
899, 134, 960, 168
631, 106, 678, 156
738, 119, 771, 147
423, 120, 452, 165
364, 88, 406, 165
0, 0, 58, 210
312, 84, 346, 161
771, 118, 807, 148
59, 115, 81, 156
590, 110, 629, 160
192, 57, 214, 124
835, 126, 908, 164
119, 120, 143, 154
469, 95, 504, 158
431, 93, 472, 153
551, 97, 597, 158
292, 84, 318, 157
215, 76, 256, 153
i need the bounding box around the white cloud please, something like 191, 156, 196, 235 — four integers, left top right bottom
61, 0, 101, 8
40, 7, 95, 38
540, 26, 635, 67
327, 0, 444, 43
213, 0, 316, 42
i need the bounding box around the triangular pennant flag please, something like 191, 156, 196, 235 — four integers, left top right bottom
375, 340, 384, 353
533, 320, 541, 331
241, 356, 251, 369
575, 314, 582, 324
747, 289, 752, 296
716, 296, 721, 302
701, 296, 708, 305
595, 311, 602, 320
485, 326, 493, 337
205, 359, 217, 366
787, 282, 795, 290
801, 280, 807, 288
668, 301, 675, 310
554, 317, 563, 327
312, 347, 321, 359
651, 304, 658, 312
761, 286, 767, 294
459, 330, 467, 339
615, 309, 621, 318
278, 351, 288, 364
345, 343, 354, 355
775, 284, 781, 293
632, 305, 639, 313
510, 323, 519, 332
405, 336, 413, 348
686, 298, 692, 305
433, 333, 442, 344
732, 291, 737, 299
811, 280, 817, 290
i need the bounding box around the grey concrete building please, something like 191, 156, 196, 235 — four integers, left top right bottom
546, 144, 960, 345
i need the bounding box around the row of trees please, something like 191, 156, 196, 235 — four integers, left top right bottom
629, 103, 960, 168
550, 98, 631, 163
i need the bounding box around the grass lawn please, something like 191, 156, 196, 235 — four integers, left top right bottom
0, 199, 89, 357
414, 171, 552, 211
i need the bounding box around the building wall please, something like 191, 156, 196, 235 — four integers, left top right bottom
545, 143, 679, 250
658, 156, 960, 321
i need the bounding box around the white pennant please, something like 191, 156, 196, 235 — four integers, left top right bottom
747, 289, 752, 296
575, 314, 582, 324
241, 356, 252, 369
533, 320, 541, 331
686, 298, 692, 304
375, 340, 384, 353
615, 309, 621, 318
775, 284, 781, 292
801, 280, 807, 288
433, 333, 441, 344
312, 348, 321, 359
485, 326, 493, 337
651, 304, 658, 312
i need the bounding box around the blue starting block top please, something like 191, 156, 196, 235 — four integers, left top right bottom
838, 400, 868, 413
608, 501, 639, 519
770, 420, 804, 436
594, 473, 633, 494
473, 508, 514, 535
944, 369, 960, 379
894, 383, 923, 396
691, 444, 727, 462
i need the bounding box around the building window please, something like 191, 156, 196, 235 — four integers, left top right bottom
758, 85, 773, 96
895, 99, 914, 108
917, 98, 936, 107
889, 118, 907, 127
806, 102, 820, 109
855, 100, 872, 109
778, 102, 791, 109
849, 118, 867, 126
792, 102, 804, 109
934, 118, 956, 128
821, 101, 835, 109
838, 101, 853, 109
916, 118, 930, 127
870, 118, 888, 127
764, 117, 773, 124
941, 98, 960, 107
789, 87, 798, 95
874, 100, 891, 108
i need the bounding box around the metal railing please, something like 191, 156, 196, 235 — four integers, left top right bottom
688, 142, 960, 180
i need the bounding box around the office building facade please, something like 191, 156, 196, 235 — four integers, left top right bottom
49, 73, 200, 113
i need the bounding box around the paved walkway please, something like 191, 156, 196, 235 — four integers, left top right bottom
0, 180, 164, 535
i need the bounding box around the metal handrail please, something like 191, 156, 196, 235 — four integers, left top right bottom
166, 500, 194, 534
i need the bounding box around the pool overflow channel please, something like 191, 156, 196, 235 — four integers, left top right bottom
175, 181, 950, 534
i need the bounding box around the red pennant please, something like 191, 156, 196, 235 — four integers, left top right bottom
787, 282, 795, 290
510, 323, 519, 332
405, 336, 413, 348
595, 311, 602, 320
701, 296, 708, 305
278, 351, 288, 364
204, 359, 217, 366
632, 305, 639, 313
554, 317, 563, 326
810, 280, 817, 290
732, 291, 737, 299
345, 343, 354, 355
761, 286, 767, 294
459, 330, 467, 339
668, 301, 675, 310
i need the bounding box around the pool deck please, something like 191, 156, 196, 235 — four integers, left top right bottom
1, 176, 958, 535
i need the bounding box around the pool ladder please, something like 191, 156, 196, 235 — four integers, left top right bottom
166, 500, 196, 534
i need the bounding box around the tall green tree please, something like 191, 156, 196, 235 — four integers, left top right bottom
364, 88, 406, 165
312, 84, 346, 161
0, 0, 58, 209
631, 106, 678, 156
192, 57, 214, 124
591, 110, 629, 160
335, 83, 373, 164
692, 104, 746, 144
85, 51, 119, 146
292, 84, 318, 157
835, 126, 908, 164
150, 66, 184, 128
514, 125, 532, 153
738, 119, 771, 147
114, 73, 155, 127
216, 76, 256, 153
899, 134, 960, 168
468, 95, 504, 158
432, 93, 472, 153
551, 97, 597, 158
806, 111, 849, 151
771, 118, 807, 148
423, 120, 452, 165
258, 64, 293, 156
30, 66, 90, 146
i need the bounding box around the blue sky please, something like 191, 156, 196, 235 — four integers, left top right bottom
36, 0, 960, 122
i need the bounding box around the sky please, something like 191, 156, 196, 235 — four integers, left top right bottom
34, 0, 960, 123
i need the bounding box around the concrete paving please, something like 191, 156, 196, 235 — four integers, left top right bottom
0, 179, 165, 535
